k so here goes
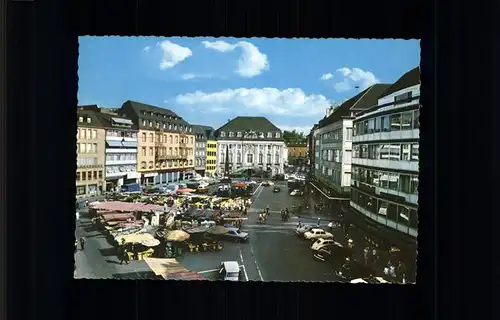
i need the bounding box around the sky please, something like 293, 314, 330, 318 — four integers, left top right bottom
78, 37, 420, 134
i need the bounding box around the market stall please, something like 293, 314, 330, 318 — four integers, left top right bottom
143, 258, 204, 280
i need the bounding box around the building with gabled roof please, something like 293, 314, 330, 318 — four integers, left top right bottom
214, 116, 286, 177
119, 100, 196, 185
192, 124, 216, 176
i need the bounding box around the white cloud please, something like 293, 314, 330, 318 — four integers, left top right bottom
333, 67, 380, 92
320, 73, 333, 80
157, 40, 192, 70
143, 46, 151, 52
201, 40, 269, 77
278, 125, 313, 135
181, 73, 213, 80
176, 88, 332, 117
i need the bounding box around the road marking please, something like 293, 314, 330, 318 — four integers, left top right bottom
249, 246, 264, 281
238, 248, 249, 282
253, 183, 265, 200
198, 268, 220, 274
244, 224, 295, 229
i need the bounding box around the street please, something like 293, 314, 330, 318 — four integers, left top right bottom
177, 181, 342, 282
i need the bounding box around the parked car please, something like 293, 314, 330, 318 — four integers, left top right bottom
350, 276, 391, 284
261, 181, 274, 186
295, 224, 315, 236
304, 228, 334, 240
335, 259, 375, 282
273, 186, 281, 193
311, 238, 340, 251
289, 189, 304, 196
212, 227, 250, 242
220, 177, 232, 183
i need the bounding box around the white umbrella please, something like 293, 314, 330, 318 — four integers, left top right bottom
166, 230, 190, 242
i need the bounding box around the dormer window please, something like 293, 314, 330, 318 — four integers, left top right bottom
259, 132, 264, 138
150, 112, 154, 116
156, 122, 160, 128
267, 132, 272, 138
163, 123, 166, 129
237, 132, 242, 138
163, 115, 167, 118
220, 131, 226, 137
78, 117, 83, 122
174, 125, 178, 130
189, 127, 192, 132
229, 132, 234, 138
86, 117, 91, 123
142, 119, 146, 126
149, 121, 153, 127
275, 132, 281, 138
168, 123, 172, 129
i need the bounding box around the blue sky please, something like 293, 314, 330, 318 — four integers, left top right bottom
78, 37, 420, 134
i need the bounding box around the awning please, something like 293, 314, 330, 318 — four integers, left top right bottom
143, 258, 204, 280
106, 140, 137, 148
111, 117, 133, 125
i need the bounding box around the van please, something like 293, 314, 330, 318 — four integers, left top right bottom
218, 261, 240, 281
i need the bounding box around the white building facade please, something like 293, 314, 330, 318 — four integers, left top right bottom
350, 83, 420, 240
103, 117, 141, 191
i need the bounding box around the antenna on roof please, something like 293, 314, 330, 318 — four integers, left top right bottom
355, 85, 360, 94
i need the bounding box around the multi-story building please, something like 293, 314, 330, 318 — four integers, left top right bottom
349, 67, 420, 251
311, 84, 391, 208
192, 125, 215, 176
76, 108, 106, 198
215, 117, 286, 177
119, 100, 195, 185
286, 142, 308, 166
205, 134, 217, 177
96, 109, 141, 192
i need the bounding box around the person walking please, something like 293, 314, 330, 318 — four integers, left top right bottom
397, 261, 407, 283
79, 236, 86, 250
363, 247, 370, 265
317, 217, 321, 227
120, 247, 129, 265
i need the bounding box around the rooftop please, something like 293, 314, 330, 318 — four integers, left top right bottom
379, 67, 420, 99
120, 100, 191, 132
215, 116, 283, 140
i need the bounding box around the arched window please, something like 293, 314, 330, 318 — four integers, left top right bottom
140, 161, 147, 169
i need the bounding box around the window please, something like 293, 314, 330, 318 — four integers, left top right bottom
353, 145, 360, 158
76, 172, 81, 181
175, 136, 178, 144
411, 144, 419, 161
141, 133, 146, 142
237, 152, 242, 163
149, 121, 153, 127
149, 147, 153, 157
220, 153, 225, 163
92, 130, 97, 139
409, 209, 418, 229
344, 150, 352, 164
359, 168, 366, 183
390, 144, 401, 160
93, 171, 97, 180
229, 132, 234, 138
397, 205, 410, 228
190, 137, 193, 144
275, 153, 279, 164
401, 112, 413, 130
353, 124, 358, 136
413, 109, 420, 129
366, 169, 373, 185
366, 196, 376, 212
374, 117, 381, 133
258, 153, 263, 164
142, 119, 147, 126
401, 144, 411, 161
141, 147, 146, 156
87, 171, 92, 180
381, 116, 390, 132
345, 128, 352, 140
168, 123, 172, 130
247, 154, 253, 163
377, 200, 388, 217
87, 129, 91, 139
399, 174, 411, 193
220, 131, 226, 137
379, 144, 390, 160
267, 132, 272, 138
368, 118, 375, 133
368, 145, 377, 160
276, 132, 280, 138
267, 153, 271, 163
388, 173, 399, 191
410, 176, 419, 194
372, 170, 380, 187
78, 117, 83, 123
86, 117, 91, 123
390, 113, 401, 131
379, 172, 389, 188
360, 145, 368, 159
386, 202, 398, 224
76, 186, 86, 195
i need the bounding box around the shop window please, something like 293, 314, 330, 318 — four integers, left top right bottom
398, 205, 410, 228
410, 176, 419, 194
409, 209, 418, 229
401, 112, 413, 130
76, 186, 86, 195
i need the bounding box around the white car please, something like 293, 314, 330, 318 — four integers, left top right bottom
289, 189, 304, 196
295, 224, 314, 236
198, 181, 209, 188
304, 228, 334, 240
350, 277, 390, 284
311, 238, 341, 251
247, 180, 257, 185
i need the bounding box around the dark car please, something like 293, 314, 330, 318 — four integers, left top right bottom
313, 245, 353, 266
273, 186, 281, 193
334, 259, 375, 282
220, 177, 232, 183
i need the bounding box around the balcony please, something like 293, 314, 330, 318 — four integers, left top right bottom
156, 154, 187, 161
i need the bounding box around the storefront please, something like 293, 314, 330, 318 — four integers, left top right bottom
142, 172, 157, 186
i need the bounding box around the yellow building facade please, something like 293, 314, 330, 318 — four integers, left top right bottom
205, 140, 217, 175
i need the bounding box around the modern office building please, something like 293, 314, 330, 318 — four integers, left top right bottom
119, 100, 196, 185
192, 125, 215, 176
311, 84, 391, 209
76, 108, 106, 198
349, 67, 420, 251
215, 117, 286, 177
97, 109, 141, 192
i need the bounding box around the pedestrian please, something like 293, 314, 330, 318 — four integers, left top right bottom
85, 199, 89, 208
397, 261, 407, 283
363, 247, 370, 265
120, 247, 129, 265
372, 248, 379, 266
327, 221, 333, 231
79, 236, 86, 250
317, 217, 321, 227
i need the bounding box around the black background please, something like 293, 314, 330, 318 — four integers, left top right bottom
5, 0, 495, 319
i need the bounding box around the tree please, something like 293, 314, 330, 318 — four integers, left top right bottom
283, 130, 307, 144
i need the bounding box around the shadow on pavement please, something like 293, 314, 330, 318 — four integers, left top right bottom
98, 247, 118, 257
105, 259, 122, 265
